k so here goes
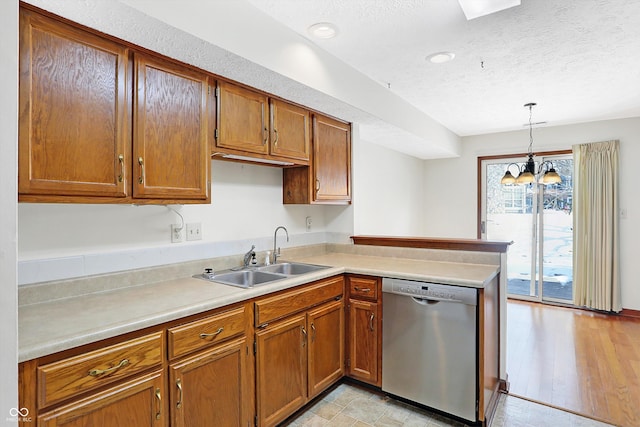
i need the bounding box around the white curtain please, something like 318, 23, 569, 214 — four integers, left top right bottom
572, 140, 621, 312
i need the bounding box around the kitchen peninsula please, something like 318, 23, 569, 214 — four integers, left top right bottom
18, 238, 507, 427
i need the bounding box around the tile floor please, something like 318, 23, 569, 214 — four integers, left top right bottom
281, 382, 614, 427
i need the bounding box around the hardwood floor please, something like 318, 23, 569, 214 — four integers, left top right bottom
507, 300, 640, 427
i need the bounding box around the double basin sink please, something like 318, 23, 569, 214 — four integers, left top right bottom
193, 262, 329, 289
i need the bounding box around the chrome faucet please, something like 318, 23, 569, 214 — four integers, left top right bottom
243, 245, 256, 267
272, 226, 289, 264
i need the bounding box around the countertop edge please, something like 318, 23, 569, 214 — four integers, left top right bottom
19, 257, 500, 362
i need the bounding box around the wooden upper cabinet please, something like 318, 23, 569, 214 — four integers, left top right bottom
19, 8, 130, 198
270, 99, 310, 161
314, 114, 351, 203
215, 81, 311, 164
283, 113, 351, 204
216, 81, 269, 156
133, 53, 211, 201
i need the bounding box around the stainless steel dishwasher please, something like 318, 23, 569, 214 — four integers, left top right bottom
382, 277, 477, 422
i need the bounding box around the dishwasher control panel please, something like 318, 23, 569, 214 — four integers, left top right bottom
382, 278, 477, 305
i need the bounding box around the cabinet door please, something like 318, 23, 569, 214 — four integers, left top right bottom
348, 299, 379, 385
170, 338, 248, 427
313, 114, 351, 203
216, 81, 269, 155
134, 53, 210, 200
19, 9, 130, 198
270, 99, 310, 162
307, 299, 344, 399
256, 315, 307, 427
38, 370, 166, 427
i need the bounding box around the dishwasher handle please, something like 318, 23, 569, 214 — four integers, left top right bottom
411, 296, 467, 305
412, 297, 443, 305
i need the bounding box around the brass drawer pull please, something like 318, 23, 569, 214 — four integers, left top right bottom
199, 327, 224, 339
138, 157, 144, 184
176, 379, 183, 409
88, 359, 129, 377
155, 388, 162, 420
117, 154, 124, 182
354, 287, 371, 292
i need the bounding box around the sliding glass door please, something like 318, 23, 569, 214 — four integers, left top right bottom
480, 154, 574, 304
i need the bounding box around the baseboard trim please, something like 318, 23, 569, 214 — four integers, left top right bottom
620, 308, 640, 319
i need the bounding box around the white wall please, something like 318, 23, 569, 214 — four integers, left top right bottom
0, 0, 18, 418
18, 161, 352, 284
423, 117, 640, 310
353, 131, 426, 236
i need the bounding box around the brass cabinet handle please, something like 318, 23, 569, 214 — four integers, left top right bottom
199, 327, 224, 339
354, 287, 371, 292
301, 326, 307, 347
311, 323, 316, 343
369, 312, 375, 332
155, 388, 162, 420
117, 154, 124, 182
273, 129, 279, 146
138, 157, 144, 184
315, 179, 320, 192
263, 127, 268, 145
88, 359, 129, 377
176, 379, 183, 409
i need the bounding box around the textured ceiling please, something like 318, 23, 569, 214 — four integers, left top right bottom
246, 0, 640, 136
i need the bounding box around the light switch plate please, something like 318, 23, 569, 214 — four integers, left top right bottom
186, 223, 202, 241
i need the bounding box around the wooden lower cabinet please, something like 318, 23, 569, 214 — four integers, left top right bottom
307, 300, 344, 398
256, 299, 344, 427
346, 275, 382, 386
38, 369, 166, 427
347, 299, 379, 385
256, 314, 308, 427
169, 337, 249, 427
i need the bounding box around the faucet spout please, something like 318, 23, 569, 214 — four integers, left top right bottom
272, 226, 289, 264
243, 245, 256, 267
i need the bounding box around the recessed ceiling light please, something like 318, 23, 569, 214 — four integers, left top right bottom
427, 52, 456, 64
307, 22, 338, 39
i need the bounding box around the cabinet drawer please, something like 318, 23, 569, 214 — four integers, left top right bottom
255, 276, 344, 326
37, 331, 164, 408
168, 306, 246, 359
348, 276, 379, 301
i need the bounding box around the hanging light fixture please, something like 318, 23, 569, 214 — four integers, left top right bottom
501, 103, 562, 185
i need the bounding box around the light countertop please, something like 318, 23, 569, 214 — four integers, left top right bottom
18, 252, 498, 362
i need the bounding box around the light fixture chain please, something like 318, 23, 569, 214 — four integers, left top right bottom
528, 103, 534, 155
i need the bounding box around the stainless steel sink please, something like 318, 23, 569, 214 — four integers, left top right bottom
259, 262, 328, 275
193, 261, 329, 288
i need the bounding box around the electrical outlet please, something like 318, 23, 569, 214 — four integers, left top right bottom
306, 216, 312, 232
171, 224, 184, 243
186, 223, 202, 241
